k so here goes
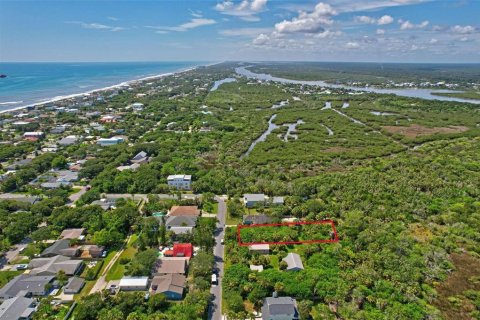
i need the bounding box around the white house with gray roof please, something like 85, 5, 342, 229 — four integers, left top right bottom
282, 253, 304, 271
261, 296, 299, 320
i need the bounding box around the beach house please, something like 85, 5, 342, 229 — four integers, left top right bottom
167, 174, 192, 190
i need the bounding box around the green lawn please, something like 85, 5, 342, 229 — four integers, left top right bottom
97, 251, 117, 275
74, 280, 96, 300
0, 270, 23, 288
226, 214, 242, 226
212, 202, 219, 214
105, 234, 138, 281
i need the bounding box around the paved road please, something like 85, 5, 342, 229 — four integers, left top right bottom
209, 196, 226, 320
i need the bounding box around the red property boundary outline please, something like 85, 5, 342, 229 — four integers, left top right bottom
237, 220, 339, 246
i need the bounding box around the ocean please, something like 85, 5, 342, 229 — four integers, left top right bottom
0, 61, 203, 112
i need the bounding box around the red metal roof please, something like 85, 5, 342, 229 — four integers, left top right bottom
173, 243, 193, 258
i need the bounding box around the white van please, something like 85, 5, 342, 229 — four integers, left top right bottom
211, 273, 218, 285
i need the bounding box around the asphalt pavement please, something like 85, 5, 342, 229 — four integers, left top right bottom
208, 196, 226, 320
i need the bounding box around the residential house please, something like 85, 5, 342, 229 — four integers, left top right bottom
118, 277, 149, 291
0, 296, 37, 320
91, 199, 115, 211
168, 206, 200, 217
150, 274, 186, 300
63, 277, 85, 294
28, 255, 83, 276
131, 151, 149, 164
271, 197, 285, 206
243, 214, 274, 225
282, 253, 304, 271
167, 175, 192, 190
154, 258, 187, 275
58, 135, 78, 146
0, 275, 55, 301
99, 115, 117, 123
243, 194, 266, 208
59, 228, 85, 240
248, 244, 270, 255
40, 239, 79, 258
23, 132, 44, 141
97, 137, 124, 146
40, 182, 71, 189
50, 126, 66, 134
261, 296, 299, 320
0, 194, 39, 204
116, 163, 141, 172
161, 216, 197, 235
131, 103, 144, 111
172, 244, 193, 258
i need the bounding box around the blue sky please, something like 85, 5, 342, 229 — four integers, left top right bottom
0, 0, 479, 62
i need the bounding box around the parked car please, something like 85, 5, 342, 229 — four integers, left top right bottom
211, 273, 218, 285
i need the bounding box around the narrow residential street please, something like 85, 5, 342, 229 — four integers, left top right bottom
209, 196, 226, 320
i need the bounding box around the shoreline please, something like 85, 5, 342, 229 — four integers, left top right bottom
0, 61, 222, 115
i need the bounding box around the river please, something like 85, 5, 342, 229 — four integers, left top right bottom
235, 67, 480, 105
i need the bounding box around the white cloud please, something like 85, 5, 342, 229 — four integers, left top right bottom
314, 30, 342, 38
215, 0, 267, 21
376, 29, 386, 35
355, 15, 393, 25
220, 27, 272, 37
377, 15, 394, 25
345, 41, 360, 49
107, 17, 118, 21
429, 38, 438, 44
451, 25, 476, 34
253, 33, 270, 45
355, 16, 376, 24
65, 21, 124, 32
149, 18, 216, 33
399, 19, 429, 30
275, 2, 336, 34
189, 10, 203, 18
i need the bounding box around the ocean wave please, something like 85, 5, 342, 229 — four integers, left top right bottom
0, 100, 23, 105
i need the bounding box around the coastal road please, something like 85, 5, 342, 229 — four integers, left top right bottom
208, 196, 226, 320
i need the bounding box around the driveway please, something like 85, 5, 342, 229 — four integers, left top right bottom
208, 196, 226, 320
68, 186, 87, 205
89, 234, 132, 294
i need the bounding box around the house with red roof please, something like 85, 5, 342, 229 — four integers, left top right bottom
173, 243, 193, 258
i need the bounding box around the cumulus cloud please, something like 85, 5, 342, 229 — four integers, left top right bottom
253, 33, 270, 45
399, 19, 429, 30
377, 15, 394, 25
355, 15, 393, 25
429, 38, 438, 44
215, 0, 267, 21
345, 41, 360, 49
451, 25, 476, 34
274, 2, 336, 34
376, 29, 386, 35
